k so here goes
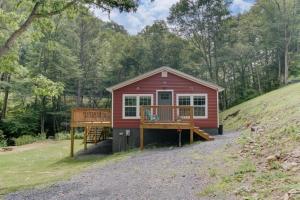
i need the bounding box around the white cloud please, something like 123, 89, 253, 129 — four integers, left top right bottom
92, 0, 255, 35
92, 0, 180, 35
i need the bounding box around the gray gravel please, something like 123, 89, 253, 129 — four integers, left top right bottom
5, 132, 239, 200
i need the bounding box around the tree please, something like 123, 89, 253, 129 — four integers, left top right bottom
168, 0, 231, 82
0, 0, 141, 58
32, 75, 64, 134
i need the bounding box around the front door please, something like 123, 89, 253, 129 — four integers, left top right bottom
157, 91, 173, 121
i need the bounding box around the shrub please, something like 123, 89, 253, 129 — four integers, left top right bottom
14, 133, 46, 146
55, 132, 70, 140
0, 130, 7, 147
1, 107, 39, 138
55, 132, 83, 140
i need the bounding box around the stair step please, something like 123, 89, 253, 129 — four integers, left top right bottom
193, 127, 214, 141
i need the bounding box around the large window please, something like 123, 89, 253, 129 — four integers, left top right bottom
123, 94, 153, 119
177, 94, 207, 118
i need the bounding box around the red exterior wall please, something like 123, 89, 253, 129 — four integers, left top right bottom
112, 72, 219, 129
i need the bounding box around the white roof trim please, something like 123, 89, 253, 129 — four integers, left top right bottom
106, 66, 224, 92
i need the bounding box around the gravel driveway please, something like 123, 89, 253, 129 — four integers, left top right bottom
6, 132, 239, 200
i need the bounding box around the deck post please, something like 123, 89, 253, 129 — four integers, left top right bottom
84, 127, 87, 150
70, 128, 75, 157
178, 129, 182, 147
190, 128, 193, 144
140, 126, 144, 150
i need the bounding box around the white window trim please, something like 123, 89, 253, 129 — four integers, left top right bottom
176, 93, 208, 119
122, 94, 153, 119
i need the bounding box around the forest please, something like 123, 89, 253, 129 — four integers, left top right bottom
0, 0, 300, 144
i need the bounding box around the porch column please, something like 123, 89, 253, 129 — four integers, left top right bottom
140, 126, 144, 150
70, 128, 75, 157
84, 127, 88, 150
190, 128, 193, 144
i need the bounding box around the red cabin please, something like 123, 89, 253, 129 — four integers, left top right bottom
106, 66, 224, 152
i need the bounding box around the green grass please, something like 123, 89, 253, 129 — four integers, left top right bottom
0, 140, 134, 197
222, 83, 300, 131
201, 83, 300, 199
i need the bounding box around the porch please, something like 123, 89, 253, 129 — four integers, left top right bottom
139, 105, 214, 150
70, 108, 112, 157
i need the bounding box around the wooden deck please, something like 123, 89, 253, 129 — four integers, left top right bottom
70, 108, 112, 157
70, 106, 214, 156
139, 105, 214, 150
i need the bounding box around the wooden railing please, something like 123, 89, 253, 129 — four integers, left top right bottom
71, 108, 111, 127
140, 105, 194, 125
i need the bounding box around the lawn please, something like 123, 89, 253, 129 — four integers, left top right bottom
0, 140, 132, 197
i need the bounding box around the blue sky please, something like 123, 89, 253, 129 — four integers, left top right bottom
93, 0, 255, 35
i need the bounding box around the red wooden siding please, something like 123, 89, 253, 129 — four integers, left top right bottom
113, 72, 218, 129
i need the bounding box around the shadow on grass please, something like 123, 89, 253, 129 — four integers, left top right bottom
52, 148, 139, 166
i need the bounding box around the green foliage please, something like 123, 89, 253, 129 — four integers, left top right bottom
14, 133, 46, 146
32, 75, 64, 98
1, 107, 39, 138
1, 0, 300, 144
0, 130, 7, 147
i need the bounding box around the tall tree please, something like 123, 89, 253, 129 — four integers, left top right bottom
168, 0, 231, 82
0, 0, 141, 58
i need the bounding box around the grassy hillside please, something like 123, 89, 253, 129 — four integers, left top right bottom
222, 83, 300, 133
203, 83, 300, 199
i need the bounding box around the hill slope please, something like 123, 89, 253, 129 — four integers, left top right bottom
217, 83, 300, 199
222, 83, 300, 132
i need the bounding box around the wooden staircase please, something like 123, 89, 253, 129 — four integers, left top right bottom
193, 127, 214, 141
86, 127, 106, 144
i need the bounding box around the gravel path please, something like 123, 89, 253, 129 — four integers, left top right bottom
6, 132, 239, 200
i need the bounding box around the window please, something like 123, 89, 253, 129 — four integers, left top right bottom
193, 96, 206, 117
160, 93, 170, 100
123, 94, 152, 119
124, 96, 137, 117
140, 96, 151, 106
178, 96, 190, 105
177, 94, 207, 118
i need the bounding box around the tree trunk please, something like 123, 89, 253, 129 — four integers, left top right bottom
284, 40, 289, 84
76, 80, 82, 106
1, 74, 10, 120
277, 49, 282, 84
41, 96, 46, 134
283, 0, 290, 85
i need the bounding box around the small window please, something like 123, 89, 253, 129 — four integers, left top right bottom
161, 71, 168, 77
140, 96, 151, 106
177, 94, 207, 118
123, 94, 152, 118
178, 96, 190, 106
193, 96, 206, 117
160, 93, 170, 100
124, 96, 137, 117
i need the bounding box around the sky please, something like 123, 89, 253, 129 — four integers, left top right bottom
93, 0, 255, 35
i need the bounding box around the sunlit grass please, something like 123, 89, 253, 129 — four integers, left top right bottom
0, 140, 133, 196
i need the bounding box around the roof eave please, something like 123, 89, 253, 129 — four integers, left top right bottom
106, 66, 225, 92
